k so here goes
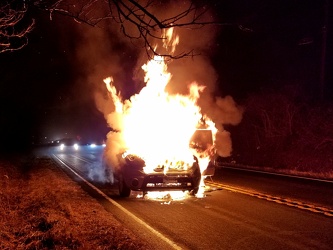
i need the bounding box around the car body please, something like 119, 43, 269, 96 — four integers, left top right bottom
103, 129, 215, 197
114, 153, 201, 197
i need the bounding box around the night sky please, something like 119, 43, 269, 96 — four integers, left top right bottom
0, 0, 331, 151
0, 10, 109, 149
212, 0, 331, 99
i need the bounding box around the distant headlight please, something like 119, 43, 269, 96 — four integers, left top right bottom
60, 144, 65, 150
90, 143, 96, 148
73, 143, 79, 150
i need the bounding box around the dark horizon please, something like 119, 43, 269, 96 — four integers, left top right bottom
0, 0, 332, 151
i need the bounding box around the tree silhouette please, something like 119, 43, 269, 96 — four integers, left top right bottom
1, 1, 229, 58
35, 0, 223, 59
0, 0, 34, 53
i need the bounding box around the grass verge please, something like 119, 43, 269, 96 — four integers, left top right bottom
0, 155, 150, 249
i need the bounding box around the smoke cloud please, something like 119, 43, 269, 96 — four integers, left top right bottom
136, 1, 243, 157
68, 1, 243, 170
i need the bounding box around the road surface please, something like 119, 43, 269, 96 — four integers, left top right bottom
36, 145, 333, 249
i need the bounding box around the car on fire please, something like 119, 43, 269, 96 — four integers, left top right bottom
103, 128, 216, 197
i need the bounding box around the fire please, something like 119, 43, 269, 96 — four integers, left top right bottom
103, 28, 217, 199
144, 191, 188, 203
103, 77, 123, 113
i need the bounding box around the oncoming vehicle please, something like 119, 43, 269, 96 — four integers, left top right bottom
56, 138, 80, 151
103, 129, 215, 197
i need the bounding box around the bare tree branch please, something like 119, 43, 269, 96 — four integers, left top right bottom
1, 0, 232, 57
0, 1, 35, 53
33, 0, 232, 59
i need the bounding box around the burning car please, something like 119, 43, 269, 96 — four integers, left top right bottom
100, 36, 224, 197
112, 153, 201, 197
103, 128, 215, 197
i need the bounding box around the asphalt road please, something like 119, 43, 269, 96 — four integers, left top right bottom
37, 145, 333, 249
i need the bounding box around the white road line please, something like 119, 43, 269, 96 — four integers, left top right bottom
52, 154, 182, 250
220, 165, 333, 183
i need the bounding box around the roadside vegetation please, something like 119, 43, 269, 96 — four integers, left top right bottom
225, 85, 333, 180
0, 155, 149, 249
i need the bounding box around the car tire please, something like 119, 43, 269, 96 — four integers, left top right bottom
118, 174, 131, 197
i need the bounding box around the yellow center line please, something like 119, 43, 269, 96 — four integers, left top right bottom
205, 180, 333, 217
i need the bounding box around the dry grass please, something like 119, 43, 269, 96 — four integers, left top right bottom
220, 162, 333, 181
0, 156, 150, 250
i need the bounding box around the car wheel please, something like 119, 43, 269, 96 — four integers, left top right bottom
118, 174, 131, 197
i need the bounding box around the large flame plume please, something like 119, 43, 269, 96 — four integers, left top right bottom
103, 54, 215, 175
100, 28, 243, 199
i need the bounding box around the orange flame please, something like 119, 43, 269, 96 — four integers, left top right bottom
104, 28, 217, 199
